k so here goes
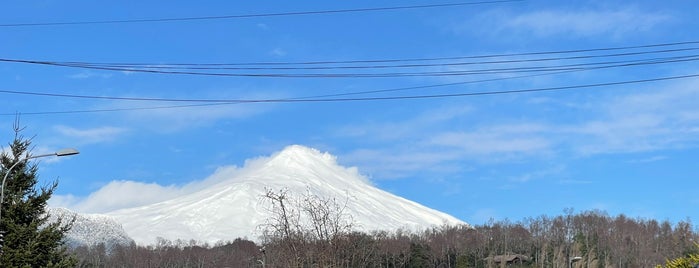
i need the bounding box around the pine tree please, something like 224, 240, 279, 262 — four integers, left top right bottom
407, 242, 431, 268
0, 124, 77, 267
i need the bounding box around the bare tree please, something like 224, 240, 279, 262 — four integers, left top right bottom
259, 187, 358, 267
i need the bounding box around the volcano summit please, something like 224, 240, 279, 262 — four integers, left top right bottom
107, 145, 466, 244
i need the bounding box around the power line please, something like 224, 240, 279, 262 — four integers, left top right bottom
0, 66, 583, 115
3, 72, 698, 117
37, 47, 699, 71
6, 41, 698, 68
4, 51, 698, 78
2, 40, 698, 115
4, 103, 235, 116
2, 53, 696, 103
3, 41, 698, 78
0, 0, 522, 27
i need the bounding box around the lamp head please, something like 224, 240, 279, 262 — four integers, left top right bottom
55, 148, 79, 157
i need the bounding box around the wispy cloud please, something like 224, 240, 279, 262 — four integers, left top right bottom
269, 48, 287, 57
335, 78, 699, 180
626, 155, 667, 164
341, 148, 463, 179
429, 124, 551, 155
67, 71, 113, 79
256, 23, 269, 30
459, 6, 671, 40
107, 90, 285, 132
504, 8, 670, 38
335, 105, 473, 141
53, 125, 128, 144
571, 79, 699, 155
558, 179, 593, 185
509, 165, 566, 183
469, 208, 499, 224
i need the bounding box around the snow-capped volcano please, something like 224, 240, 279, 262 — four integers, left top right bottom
107, 145, 466, 245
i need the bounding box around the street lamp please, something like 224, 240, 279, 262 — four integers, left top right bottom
569, 256, 582, 268
0, 148, 79, 223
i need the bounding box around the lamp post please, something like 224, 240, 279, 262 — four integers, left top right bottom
258, 246, 266, 268
569, 256, 582, 268
0, 148, 79, 223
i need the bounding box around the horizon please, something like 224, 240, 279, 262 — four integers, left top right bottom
1, 0, 697, 228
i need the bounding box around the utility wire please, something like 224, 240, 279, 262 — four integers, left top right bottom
4, 52, 699, 78
40, 41, 699, 66
3, 41, 698, 78
0, 0, 522, 27
3, 72, 698, 116
4, 103, 235, 115
34, 47, 699, 71
2, 71, 698, 109
2, 40, 698, 114
2, 53, 696, 104
4, 70, 699, 116
5, 41, 698, 69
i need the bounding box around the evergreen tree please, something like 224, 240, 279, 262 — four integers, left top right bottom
0, 124, 77, 267
407, 242, 431, 268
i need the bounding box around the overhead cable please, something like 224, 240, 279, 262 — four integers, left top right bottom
2, 72, 698, 108
25, 47, 699, 71
3, 51, 699, 78
3, 41, 698, 70
0, 0, 522, 27
1, 53, 697, 105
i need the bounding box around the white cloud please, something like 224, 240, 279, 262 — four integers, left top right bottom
106, 90, 285, 132
558, 179, 593, 185
504, 8, 669, 38
51, 165, 240, 213
338, 119, 554, 179
429, 124, 551, 155
334, 105, 477, 178
571, 78, 699, 154
53, 125, 128, 144
67, 71, 112, 79
469, 208, 499, 224
509, 165, 566, 183
626, 155, 667, 164
460, 6, 670, 40
341, 148, 463, 179
334, 78, 699, 180
256, 23, 269, 30
335, 105, 472, 141
269, 48, 287, 57
70, 180, 185, 213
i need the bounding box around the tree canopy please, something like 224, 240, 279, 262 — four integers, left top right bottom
0, 123, 76, 267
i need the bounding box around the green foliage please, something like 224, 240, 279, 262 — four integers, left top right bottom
407, 242, 431, 268
456, 253, 486, 268
655, 244, 699, 268
575, 232, 588, 256
0, 127, 77, 267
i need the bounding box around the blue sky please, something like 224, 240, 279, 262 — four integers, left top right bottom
1, 0, 698, 226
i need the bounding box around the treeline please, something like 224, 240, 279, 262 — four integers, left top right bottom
69, 209, 698, 267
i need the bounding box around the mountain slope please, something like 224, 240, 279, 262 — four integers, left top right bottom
107, 145, 466, 244
47, 207, 133, 249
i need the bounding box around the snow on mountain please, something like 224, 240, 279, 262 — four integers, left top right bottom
47, 207, 134, 249
107, 145, 467, 245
